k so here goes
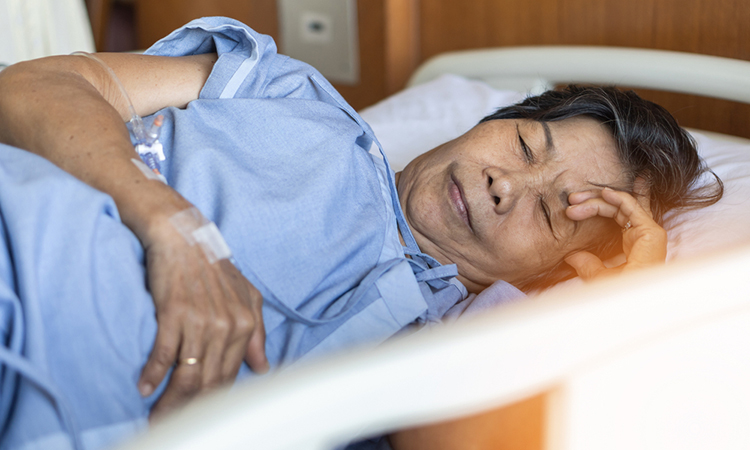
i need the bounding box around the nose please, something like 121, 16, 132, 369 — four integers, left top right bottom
486, 169, 523, 215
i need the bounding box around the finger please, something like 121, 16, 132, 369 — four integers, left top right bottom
600, 187, 655, 228
221, 338, 249, 381
139, 319, 181, 397
149, 359, 203, 420
622, 223, 668, 268
245, 309, 269, 374
157, 309, 208, 396
564, 251, 609, 280
568, 190, 602, 205
149, 320, 207, 419
566, 198, 625, 224
219, 303, 260, 378
199, 274, 232, 388
567, 188, 653, 229
200, 326, 227, 388
632, 177, 653, 219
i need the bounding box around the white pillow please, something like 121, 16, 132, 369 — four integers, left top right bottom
360, 74, 750, 266
664, 131, 750, 260
361, 74, 526, 172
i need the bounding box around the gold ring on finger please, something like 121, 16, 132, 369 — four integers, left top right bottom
622, 221, 632, 233
180, 357, 200, 366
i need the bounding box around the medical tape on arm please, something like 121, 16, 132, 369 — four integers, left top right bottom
169, 207, 232, 263
131, 158, 167, 183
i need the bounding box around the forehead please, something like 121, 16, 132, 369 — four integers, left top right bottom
469, 117, 625, 197
527, 117, 620, 168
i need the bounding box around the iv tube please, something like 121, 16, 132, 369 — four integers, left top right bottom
71, 51, 152, 146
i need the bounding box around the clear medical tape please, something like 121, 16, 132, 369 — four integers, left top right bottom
169, 208, 232, 264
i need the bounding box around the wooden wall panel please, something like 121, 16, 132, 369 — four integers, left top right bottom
133, 0, 417, 110
420, 0, 750, 58
389, 393, 546, 450
332, 0, 388, 109
384, 0, 420, 94
135, 0, 279, 50
418, 0, 750, 138
329, 0, 419, 109
86, 0, 112, 51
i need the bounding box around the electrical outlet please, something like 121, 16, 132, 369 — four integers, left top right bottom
278, 0, 359, 84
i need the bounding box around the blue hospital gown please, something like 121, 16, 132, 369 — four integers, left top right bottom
147, 18, 472, 370
0, 17, 523, 450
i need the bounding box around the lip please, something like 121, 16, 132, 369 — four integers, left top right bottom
449, 175, 473, 232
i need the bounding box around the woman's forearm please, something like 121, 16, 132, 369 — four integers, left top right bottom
0, 53, 215, 243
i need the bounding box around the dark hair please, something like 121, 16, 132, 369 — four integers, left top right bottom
481, 85, 723, 290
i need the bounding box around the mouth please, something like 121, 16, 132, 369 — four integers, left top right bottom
449, 175, 473, 232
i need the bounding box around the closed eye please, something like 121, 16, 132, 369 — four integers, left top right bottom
516, 124, 535, 163
540, 196, 555, 237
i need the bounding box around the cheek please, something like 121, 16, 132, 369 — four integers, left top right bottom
409, 184, 444, 227
482, 220, 551, 272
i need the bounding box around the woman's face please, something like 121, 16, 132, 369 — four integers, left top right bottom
397, 117, 626, 293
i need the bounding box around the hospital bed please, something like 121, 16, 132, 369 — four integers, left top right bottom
113, 46, 750, 450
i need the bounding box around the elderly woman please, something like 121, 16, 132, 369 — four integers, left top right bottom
0, 18, 719, 450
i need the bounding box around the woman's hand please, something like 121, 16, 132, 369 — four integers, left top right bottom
563, 181, 667, 280
138, 223, 268, 419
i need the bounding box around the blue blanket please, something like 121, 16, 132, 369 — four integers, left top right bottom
0, 146, 156, 449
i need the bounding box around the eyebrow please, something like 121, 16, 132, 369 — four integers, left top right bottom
540, 121, 555, 155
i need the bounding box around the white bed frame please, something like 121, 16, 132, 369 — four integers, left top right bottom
116, 47, 750, 450
408, 46, 750, 104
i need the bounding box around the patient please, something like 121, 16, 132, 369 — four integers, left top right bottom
0, 17, 721, 450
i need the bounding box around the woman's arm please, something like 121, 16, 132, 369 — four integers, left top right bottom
0, 53, 268, 417
0, 53, 212, 237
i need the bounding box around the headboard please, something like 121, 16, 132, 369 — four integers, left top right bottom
407, 46, 750, 104
414, 0, 750, 138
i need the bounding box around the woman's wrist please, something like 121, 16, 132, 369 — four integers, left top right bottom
105, 166, 195, 250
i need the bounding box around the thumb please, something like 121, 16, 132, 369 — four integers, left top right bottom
565, 251, 607, 280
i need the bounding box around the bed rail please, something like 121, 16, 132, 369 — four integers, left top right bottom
116, 246, 750, 450
407, 46, 750, 104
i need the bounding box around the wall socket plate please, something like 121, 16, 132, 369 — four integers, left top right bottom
278, 0, 359, 84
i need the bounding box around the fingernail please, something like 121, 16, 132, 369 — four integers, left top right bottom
139, 382, 154, 397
